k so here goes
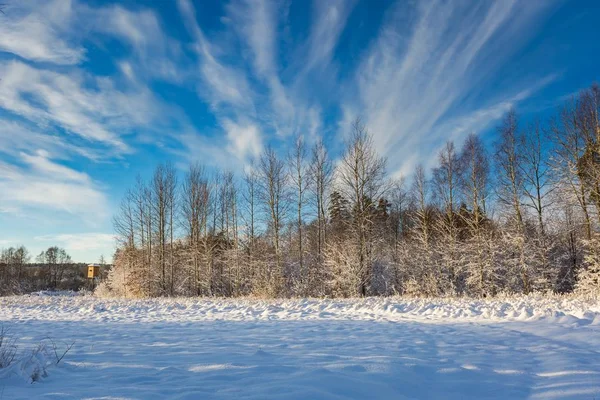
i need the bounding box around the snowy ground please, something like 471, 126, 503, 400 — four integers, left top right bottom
1, 295, 599, 399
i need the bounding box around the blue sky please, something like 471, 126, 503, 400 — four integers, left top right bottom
0, 0, 599, 263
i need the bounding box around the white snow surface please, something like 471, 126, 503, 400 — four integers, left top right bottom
1, 294, 600, 399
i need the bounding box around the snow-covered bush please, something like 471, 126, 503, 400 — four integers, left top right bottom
576, 235, 600, 297
0, 326, 17, 368
0, 325, 73, 384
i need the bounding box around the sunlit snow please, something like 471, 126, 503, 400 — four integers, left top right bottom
1, 294, 599, 399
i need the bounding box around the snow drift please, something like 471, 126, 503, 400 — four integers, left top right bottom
1, 293, 599, 324
1, 294, 599, 399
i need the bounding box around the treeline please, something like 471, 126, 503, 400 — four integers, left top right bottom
0, 246, 92, 294
105, 84, 600, 298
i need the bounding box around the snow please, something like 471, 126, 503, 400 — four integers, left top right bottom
1, 295, 600, 399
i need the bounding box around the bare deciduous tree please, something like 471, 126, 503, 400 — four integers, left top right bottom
337, 118, 388, 296
289, 135, 308, 272
258, 146, 288, 294
494, 109, 525, 231
310, 138, 333, 259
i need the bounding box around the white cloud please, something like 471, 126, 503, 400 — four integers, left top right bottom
0, 0, 85, 65
21, 150, 90, 183
433, 76, 557, 147
0, 0, 567, 235
0, 154, 108, 224
304, 0, 357, 74
178, 0, 254, 111
173, 128, 231, 169
177, 0, 274, 167
0, 0, 185, 80
236, 0, 278, 77
196, 0, 350, 145
227, 0, 293, 130
0, 0, 198, 165
349, 0, 557, 175
0, 119, 99, 160
223, 120, 263, 162
86, 4, 186, 83
34, 233, 115, 252
0, 60, 168, 154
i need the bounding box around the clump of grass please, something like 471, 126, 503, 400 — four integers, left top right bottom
0, 324, 75, 383
0, 326, 17, 368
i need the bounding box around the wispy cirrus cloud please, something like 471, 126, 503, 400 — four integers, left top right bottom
0, 60, 163, 154
176, 0, 355, 165
0, 0, 184, 231
177, 0, 264, 167
34, 233, 115, 252
0, 1, 232, 235
0, 0, 201, 166
0, 0, 564, 180
0, 0, 578, 263
0, 152, 108, 223
178, 0, 254, 112
20, 150, 90, 183
0, 119, 99, 161
347, 0, 558, 175
0, 0, 84, 65
222, 119, 263, 161
85, 4, 188, 83
226, 0, 296, 136
226, 0, 357, 139
303, 0, 357, 75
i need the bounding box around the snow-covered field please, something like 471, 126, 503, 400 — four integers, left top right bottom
1, 295, 600, 399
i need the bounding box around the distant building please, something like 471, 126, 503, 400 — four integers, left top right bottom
87, 264, 100, 279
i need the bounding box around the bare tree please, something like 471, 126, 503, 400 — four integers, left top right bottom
387, 177, 409, 292
100, 82, 600, 299
337, 118, 388, 296
137, 176, 153, 296
310, 139, 333, 259
241, 164, 259, 288
460, 134, 490, 229
166, 163, 178, 296
288, 135, 309, 274
433, 141, 461, 221
494, 110, 536, 293
432, 141, 462, 292
0, 246, 30, 293
242, 169, 258, 241
459, 134, 493, 296
112, 189, 138, 296
36, 247, 72, 289
576, 85, 600, 222
494, 109, 525, 231
219, 171, 240, 295
13, 246, 29, 283
181, 163, 211, 295
412, 164, 431, 249
550, 99, 593, 240
151, 163, 177, 295
113, 190, 135, 251
409, 164, 440, 295
521, 121, 552, 235
258, 146, 288, 294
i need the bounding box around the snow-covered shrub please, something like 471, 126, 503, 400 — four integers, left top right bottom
95, 247, 147, 298
20, 345, 50, 383
93, 280, 113, 298
0, 326, 17, 368
576, 235, 600, 297
323, 239, 363, 297
0, 333, 48, 384
402, 277, 423, 297
0, 324, 74, 384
